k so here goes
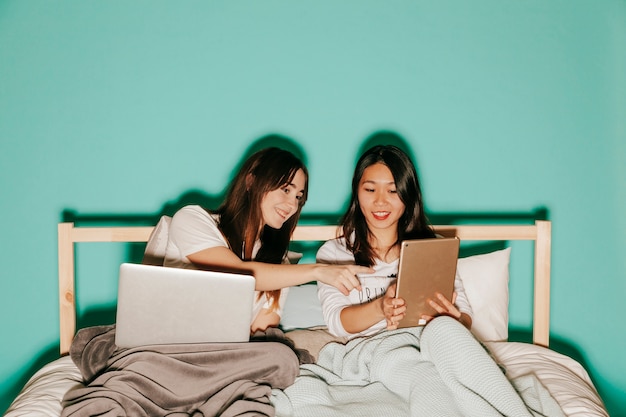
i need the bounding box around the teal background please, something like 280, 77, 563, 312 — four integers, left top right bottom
1, 1, 624, 415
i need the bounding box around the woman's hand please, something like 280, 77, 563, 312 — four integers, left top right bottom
315, 264, 373, 295
421, 292, 472, 329
382, 283, 406, 330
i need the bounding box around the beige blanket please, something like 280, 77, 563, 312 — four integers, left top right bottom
62, 325, 304, 417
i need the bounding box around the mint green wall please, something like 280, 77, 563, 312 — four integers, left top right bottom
1, 1, 624, 415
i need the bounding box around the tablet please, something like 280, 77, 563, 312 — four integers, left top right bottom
394, 237, 460, 328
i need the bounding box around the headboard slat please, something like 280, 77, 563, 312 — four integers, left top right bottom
533, 220, 552, 347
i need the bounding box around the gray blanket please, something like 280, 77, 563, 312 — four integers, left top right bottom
271, 316, 565, 417
61, 325, 303, 417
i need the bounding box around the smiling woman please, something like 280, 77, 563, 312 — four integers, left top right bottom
163, 147, 373, 332
317, 145, 473, 338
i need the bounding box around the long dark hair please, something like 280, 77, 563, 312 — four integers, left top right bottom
214, 147, 308, 309
341, 145, 435, 266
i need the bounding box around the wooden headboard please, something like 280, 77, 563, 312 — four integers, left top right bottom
57, 220, 552, 355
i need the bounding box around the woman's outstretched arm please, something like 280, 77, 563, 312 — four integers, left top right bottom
187, 246, 371, 295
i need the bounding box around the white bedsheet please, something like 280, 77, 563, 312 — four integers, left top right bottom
4, 341, 608, 417
485, 342, 608, 417
4, 356, 81, 417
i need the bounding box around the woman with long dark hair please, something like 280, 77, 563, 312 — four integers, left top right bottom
317, 145, 472, 338
165, 147, 371, 332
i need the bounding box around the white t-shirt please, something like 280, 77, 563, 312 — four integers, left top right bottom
316, 237, 473, 339
164, 205, 289, 323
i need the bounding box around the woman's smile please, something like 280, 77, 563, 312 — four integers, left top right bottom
372, 211, 391, 221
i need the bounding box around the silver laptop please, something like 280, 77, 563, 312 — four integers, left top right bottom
394, 237, 460, 328
115, 263, 256, 348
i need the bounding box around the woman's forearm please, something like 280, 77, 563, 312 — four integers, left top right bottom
249, 262, 325, 290
188, 246, 369, 293
339, 299, 384, 334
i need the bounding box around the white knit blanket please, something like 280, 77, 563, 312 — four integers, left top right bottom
271, 317, 565, 417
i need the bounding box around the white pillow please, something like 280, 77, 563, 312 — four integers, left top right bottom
142, 215, 172, 265
280, 283, 326, 330
457, 247, 511, 342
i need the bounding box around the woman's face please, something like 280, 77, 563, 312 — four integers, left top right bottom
260, 168, 307, 229
357, 163, 405, 235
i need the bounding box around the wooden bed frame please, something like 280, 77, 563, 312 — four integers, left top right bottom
57, 220, 552, 355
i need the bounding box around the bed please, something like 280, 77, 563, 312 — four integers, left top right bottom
4, 218, 609, 416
